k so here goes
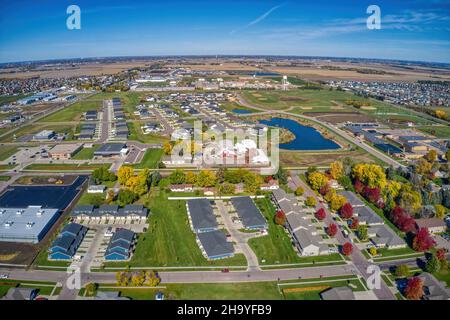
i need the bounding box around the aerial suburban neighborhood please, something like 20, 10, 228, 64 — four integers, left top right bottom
0, 1, 448, 312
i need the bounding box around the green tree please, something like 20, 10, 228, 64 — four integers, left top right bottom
218, 183, 235, 195
85, 282, 98, 296
425, 254, 441, 273
88, 194, 105, 207
305, 196, 317, 207
169, 169, 186, 184
395, 264, 410, 278
295, 187, 304, 196
358, 225, 368, 241
117, 189, 138, 206
196, 170, 217, 187
274, 166, 288, 185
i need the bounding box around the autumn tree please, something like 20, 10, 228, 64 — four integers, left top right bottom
196, 170, 217, 187
118, 166, 134, 185
349, 217, 359, 230
404, 277, 424, 300
425, 150, 438, 163
369, 247, 377, 256
340, 203, 354, 219
295, 187, 304, 196
412, 228, 436, 252
308, 171, 329, 191
414, 158, 432, 175
274, 210, 287, 225
327, 223, 338, 237
395, 264, 410, 278
243, 172, 263, 193
146, 270, 161, 287
330, 194, 347, 211
117, 189, 138, 206
185, 171, 197, 185
169, 169, 186, 184
162, 141, 173, 155
131, 271, 146, 287
434, 204, 446, 219
315, 208, 326, 221
352, 163, 387, 189
305, 196, 317, 207
341, 242, 353, 256
329, 161, 344, 180
218, 183, 235, 195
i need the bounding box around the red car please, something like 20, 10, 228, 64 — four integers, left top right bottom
221, 268, 230, 273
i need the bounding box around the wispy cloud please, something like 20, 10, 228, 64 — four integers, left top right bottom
230, 3, 286, 35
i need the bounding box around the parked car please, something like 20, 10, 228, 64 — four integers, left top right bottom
221, 268, 230, 273
0, 274, 9, 279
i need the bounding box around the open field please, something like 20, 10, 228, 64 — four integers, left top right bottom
416, 125, 450, 138
302, 112, 374, 124
0, 175, 11, 181
0, 164, 17, 171
132, 149, 163, 169
104, 190, 247, 268
72, 145, 100, 160
0, 146, 19, 161
128, 122, 168, 144
280, 148, 382, 168
39, 100, 102, 122
0, 123, 77, 142
0, 94, 29, 105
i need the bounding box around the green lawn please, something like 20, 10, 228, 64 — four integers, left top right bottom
72, 145, 100, 160
39, 100, 102, 122
248, 197, 343, 265
0, 146, 19, 161
132, 149, 163, 169
24, 163, 111, 171
0, 164, 17, 171
0, 123, 77, 142
417, 125, 450, 138
0, 280, 60, 298
0, 94, 29, 105
103, 190, 247, 268
0, 175, 11, 181
128, 122, 168, 144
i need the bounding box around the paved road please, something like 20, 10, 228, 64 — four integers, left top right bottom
237, 94, 405, 169
215, 200, 261, 271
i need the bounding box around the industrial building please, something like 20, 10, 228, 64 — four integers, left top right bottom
94, 143, 128, 158
0, 206, 60, 243
33, 130, 56, 141
48, 143, 83, 160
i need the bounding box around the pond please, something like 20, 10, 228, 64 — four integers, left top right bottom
259, 117, 340, 151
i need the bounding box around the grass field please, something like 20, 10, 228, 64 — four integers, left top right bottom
39, 100, 102, 122
0, 164, 17, 171
72, 145, 100, 160
0, 123, 77, 142
24, 163, 111, 171
83, 92, 142, 118
248, 197, 343, 265
0, 175, 11, 181
417, 125, 450, 138
104, 190, 247, 268
0, 146, 18, 161
0, 94, 28, 105
132, 149, 163, 169
128, 122, 168, 144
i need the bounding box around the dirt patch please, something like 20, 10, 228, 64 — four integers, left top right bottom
0, 242, 39, 265
14, 175, 77, 186
360, 106, 377, 110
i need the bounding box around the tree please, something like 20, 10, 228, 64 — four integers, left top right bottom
146, 270, 161, 287
330, 194, 347, 211
404, 277, 424, 300
341, 242, 353, 256
434, 204, 446, 219
307, 172, 329, 191
358, 225, 368, 241
369, 247, 377, 256
327, 223, 338, 237
131, 271, 146, 287
340, 203, 354, 219
436, 248, 447, 261
364, 187, 381, 204
398, 184, 422, 214
185, 171, 197, 185
218, 183, 235, 195
397, 214, 416, 233
414, 158, 432, 175
274, 210, 287, 225
105, 189, 116, 204
446, 149, 450, 163
319, 183, 331, 196
162, 141, 173, 155
88, 194, 105, 207
117, 189, 138, 206
125, 174, 148, 196
305, 196, 317, 207
92, 167, 116, 183
169, 169, 186, 184
295, 187, 304, 196
354, 179, 365, 194
412, 228, 436, 252
352, 163, 387, 189
349, 217, 359, 230
329, 161, 344, 180
425, 150, 438, 163
426, 254, 441, 273
395, 264, 410, 278
435, 109, 448, 120
196, 170, 217, 187
118, 166, 134, 185
243, 172, 263, 193
85, 282, 98, 296
274, 166, 288, 185
315, 208, 326, 220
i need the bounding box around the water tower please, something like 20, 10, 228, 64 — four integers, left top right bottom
282, 75, 288, 91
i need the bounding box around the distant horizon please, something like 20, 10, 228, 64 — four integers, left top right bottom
1, 0, 449, 64
2, 54, 450, 67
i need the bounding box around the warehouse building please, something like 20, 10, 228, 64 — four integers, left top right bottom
33, 130, 56, 141
48, 143, 83, 160
0, 206, 60, 243
94, 143, 128, 157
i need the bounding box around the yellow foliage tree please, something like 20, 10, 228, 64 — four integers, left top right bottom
118, 166, 134, 185
352, 163, 387, 189
330, 194, 347, 211
196, 170, 217, 187
308, 172, 329, 191
329, 161, 344, 180
185, 171, 197, 184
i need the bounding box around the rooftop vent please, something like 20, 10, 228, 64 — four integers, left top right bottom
0, 209, 5, 215
4, 221, 13, 227
36, 210, 44, 216
26, 222, 35, 228
16, 209, 24, 215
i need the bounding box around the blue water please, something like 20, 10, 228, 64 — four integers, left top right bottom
259, 117, 340, 151
232, 109, 253, 114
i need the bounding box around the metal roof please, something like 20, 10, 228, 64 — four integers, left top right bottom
230, 197, 267, 228
187, 198, 218, 231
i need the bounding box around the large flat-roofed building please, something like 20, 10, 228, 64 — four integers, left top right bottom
197, 230, 234, 260
48, 143, 83, 160
94, 143, 128, 157
0, 206, 60, 243
33, 130, 56, 141
186, 198, 218, 233
230, 196, 267, 230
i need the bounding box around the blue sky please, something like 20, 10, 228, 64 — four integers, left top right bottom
0, 0, 449, 63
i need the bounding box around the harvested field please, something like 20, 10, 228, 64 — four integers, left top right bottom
0, 242, 39, 265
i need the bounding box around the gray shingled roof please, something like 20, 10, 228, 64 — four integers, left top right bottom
197, 230, 234, 258
231, 197, 267, 228
187, 198, 218, 231
339, 191, 365, 207
320, 287, 355, 300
